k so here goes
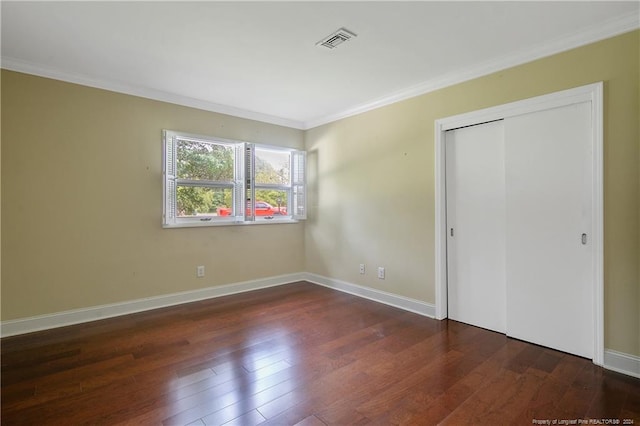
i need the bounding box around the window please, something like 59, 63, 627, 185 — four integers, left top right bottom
163, 130, 306, 227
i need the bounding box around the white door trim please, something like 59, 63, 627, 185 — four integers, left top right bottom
434, 82, 604, 365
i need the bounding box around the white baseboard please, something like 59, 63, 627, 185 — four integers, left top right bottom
3, 273, 639, 380
305, 275, 640, 381
0, 272, 306, 338
0, 273, 435, 338
303, 273, 436, 318
604, 349, 640, 379
1, 273, 435, 338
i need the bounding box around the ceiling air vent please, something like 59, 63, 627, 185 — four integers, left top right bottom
316, 27, 357, 49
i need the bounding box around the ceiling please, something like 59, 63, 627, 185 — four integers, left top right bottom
2, 1, 639, 129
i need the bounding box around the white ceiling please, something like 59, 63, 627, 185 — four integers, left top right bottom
2, 1, 639, 129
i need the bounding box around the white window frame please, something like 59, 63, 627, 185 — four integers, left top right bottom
163, 130, 306, 228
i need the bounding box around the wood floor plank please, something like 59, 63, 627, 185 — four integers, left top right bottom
2, 281, 639, 425
293, 414, 327, 426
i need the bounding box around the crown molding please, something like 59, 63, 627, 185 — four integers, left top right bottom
0, 57, 306, 130
2, 11, 637, 131
302, 11, 640, 129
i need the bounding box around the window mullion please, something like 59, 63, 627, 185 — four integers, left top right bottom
234, 143, 245, 222
245, 143, 256, 221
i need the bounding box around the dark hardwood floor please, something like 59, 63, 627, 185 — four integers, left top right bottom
2, 282, 639, 425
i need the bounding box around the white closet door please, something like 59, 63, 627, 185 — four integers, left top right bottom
505, 102, 593, 358
446, 120, 506, 333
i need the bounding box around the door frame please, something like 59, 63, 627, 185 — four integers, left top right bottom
434, 82, 604, 365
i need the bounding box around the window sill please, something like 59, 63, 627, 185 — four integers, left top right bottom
162, 218, 301, 229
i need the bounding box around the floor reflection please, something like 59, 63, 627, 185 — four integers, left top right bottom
166, 323, 299, 425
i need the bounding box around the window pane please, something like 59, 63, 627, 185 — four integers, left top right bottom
177, 139, 234, 181
255, 148, 290, 185
255, 189, 289, 215
177, 186, 234, 217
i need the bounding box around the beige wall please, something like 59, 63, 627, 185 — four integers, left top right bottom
305, 30, 640, 356
1, 31, 638, 357
1, 71, 305, 320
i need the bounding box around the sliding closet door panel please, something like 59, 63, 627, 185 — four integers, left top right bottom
446, 120, 506, 333
505, 102, 592, 358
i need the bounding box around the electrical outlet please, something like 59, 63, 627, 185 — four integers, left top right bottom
359, 264, 366, 274
377, 267, 385, 279
197, 265, 205, 278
